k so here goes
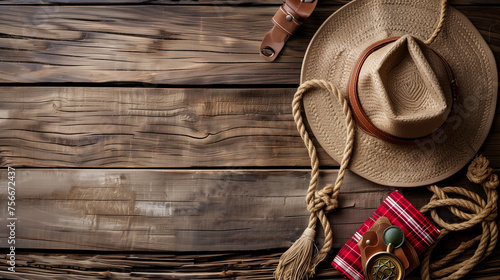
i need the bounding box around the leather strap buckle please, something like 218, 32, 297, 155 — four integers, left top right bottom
260, 0, 318, 61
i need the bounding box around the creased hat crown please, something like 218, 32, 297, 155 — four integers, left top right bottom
357, 35, 453, 139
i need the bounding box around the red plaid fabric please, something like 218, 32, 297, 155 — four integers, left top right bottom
332, 190, 440, 280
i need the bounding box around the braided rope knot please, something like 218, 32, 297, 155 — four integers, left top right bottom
307, 184, 338, 214
484, 208, 497, 222
484, 173, 499, 190
467, 155, 493, 184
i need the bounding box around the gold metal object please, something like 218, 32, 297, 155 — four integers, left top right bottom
364, 243, 405, 280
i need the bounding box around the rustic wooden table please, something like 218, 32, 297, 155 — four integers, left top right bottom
0, 1, 499, 279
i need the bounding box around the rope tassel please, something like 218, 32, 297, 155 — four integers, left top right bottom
274, 228, 316, 280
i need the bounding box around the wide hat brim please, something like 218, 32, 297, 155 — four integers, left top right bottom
301, 0, 498, 187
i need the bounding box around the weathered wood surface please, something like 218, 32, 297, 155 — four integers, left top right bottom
1, 242, 500, 279
0, 87, 337, 168
1, 1, 499, 279
0, 168, 498, 279
1, 249, 500, 280
0, 0, 496, 5
0, 5, 498, 84
0, 168, 394, 251
1, 87, 499, 168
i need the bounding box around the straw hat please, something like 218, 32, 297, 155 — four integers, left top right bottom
300, 0, 498, 187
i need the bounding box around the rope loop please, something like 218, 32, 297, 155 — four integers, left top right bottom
275, 80, 355, 280
293, 79, 354, 220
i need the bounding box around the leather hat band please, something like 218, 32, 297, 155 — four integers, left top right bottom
348, 37, 459, 146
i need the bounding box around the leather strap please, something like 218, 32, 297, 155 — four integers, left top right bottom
348, 37, 459, 146
260, 0, 318, 61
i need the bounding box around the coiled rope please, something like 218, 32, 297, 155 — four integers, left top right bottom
420, 156, 498, 280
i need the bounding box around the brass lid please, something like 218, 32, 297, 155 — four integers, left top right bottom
364, 251, 405, 280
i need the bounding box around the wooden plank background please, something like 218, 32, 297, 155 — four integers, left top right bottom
0, 5, 498, 85
0, 87, 340, 168
2, 0, 499, 4
0, 0, 499, 279
0, 169, 392, 251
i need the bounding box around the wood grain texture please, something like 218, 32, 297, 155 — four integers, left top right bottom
0, 168, 394, 251
0, 0, 496, 5
1, 87, 499, 168
0, 3, 499, 279
0, 87, 338, 168
0, 5, 498, 84
0, 167, 495, 280
2, 249, 500, 280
